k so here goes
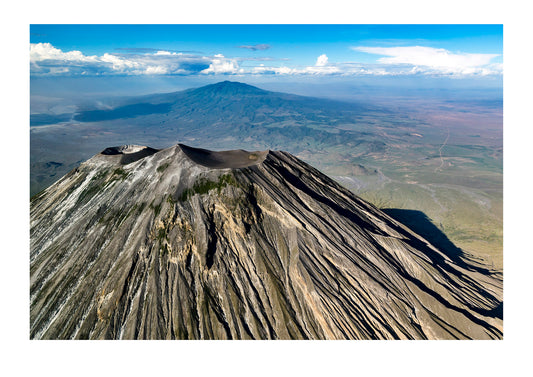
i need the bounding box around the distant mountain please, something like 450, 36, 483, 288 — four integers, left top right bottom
30, 143, 502, 339
188, 80, 269, 96
73, 80, 374, 127
32, 81, 389, 196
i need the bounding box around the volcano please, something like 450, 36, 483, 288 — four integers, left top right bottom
30, 143, 502, 339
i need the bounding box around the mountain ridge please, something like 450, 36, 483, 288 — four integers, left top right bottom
30, 143, 502, 340
72, 80, 371, 122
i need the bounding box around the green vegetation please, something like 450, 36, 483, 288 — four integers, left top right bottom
178, 174, 237, 201
92, 169, 109, 181
77, 181, 105, 205
114, 207, 134, 227
157, 227, 167, 242
157, 162, 171, 173
98, 201, 146, 226
112, 168, 129, 180
135, 202, 147, 215
150, 200, 163, 217
156, 225, 170, 255
74, 167, 131, 206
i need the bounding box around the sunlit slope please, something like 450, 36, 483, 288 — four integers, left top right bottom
30, 144, 502, 339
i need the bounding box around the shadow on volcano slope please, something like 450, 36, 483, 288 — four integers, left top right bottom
383, 208, 503, 320
383, 208, 496, 275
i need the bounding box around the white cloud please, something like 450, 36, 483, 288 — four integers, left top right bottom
352, 45, 502, 76
29, 42, 502, 78
315, 54, 329, 67
144, 65, 170, 75
301, 54, 340, 75
30, 43, 217, 76
100, 53, 142, 72
252, 64, 294, 75
30, 42, 98, 63
201, 54, 240, 74
31, 43, 144, 75
250, 55, 341, 76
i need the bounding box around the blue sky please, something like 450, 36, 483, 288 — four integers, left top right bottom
30, 24, 503, 78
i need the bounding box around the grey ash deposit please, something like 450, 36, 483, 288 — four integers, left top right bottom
30, 144, 503, 339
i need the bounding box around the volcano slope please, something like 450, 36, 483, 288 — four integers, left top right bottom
29, 144, 503, 340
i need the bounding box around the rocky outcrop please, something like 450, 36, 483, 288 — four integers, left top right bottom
30, 144, 503, 339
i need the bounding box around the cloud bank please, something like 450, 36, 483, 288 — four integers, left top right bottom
351, 46, 502, 76
30, 43, 502, 78
30, 43, 231, 76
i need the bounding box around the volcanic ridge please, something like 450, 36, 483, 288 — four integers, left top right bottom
30, 143, 503, 340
